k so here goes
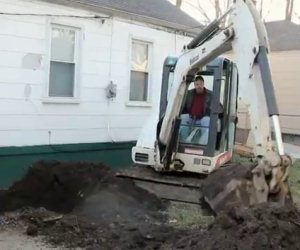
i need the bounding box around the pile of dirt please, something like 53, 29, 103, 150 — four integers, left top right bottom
0, 160, 111, 213
0, 160, 163, 215
13, 207, 176, 250
169, 203, 300, 250
2, 160, 300, 250
0, 160, 175, 249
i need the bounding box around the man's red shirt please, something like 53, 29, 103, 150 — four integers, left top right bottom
189, 89, 206, 119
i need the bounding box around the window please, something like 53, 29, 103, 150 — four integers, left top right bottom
129, 40, 151, 102
48, 24, 79, 97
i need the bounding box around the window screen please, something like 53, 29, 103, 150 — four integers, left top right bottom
129, 40, 150, 101
49, 26, 77, 97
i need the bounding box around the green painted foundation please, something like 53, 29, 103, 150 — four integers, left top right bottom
0, 141, 136, 188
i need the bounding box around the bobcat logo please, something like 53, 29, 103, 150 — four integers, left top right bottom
190, 54, 199, 65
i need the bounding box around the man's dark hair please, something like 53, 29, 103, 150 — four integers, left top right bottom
195, 75, 204, 82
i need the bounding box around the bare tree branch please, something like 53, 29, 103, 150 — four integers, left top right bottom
260, 0, 263, 18
176, 0, 183, 7
197, 0, 212, 22
286, 0, 290, 20
215, 0, 221, 18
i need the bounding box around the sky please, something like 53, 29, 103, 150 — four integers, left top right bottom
168, 0, 300, 25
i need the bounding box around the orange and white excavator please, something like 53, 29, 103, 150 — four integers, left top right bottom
120, 0, 292, 212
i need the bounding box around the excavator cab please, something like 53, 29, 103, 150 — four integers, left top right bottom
157, 56, 239, 174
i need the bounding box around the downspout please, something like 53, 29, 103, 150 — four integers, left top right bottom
106, 17, 116, 142
174, 30, 177, 54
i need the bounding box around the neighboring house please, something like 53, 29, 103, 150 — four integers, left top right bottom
235, 21, 300, 148
0, 0, 200, 187
266, 20, 300, 146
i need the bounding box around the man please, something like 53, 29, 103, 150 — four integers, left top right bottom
180, 75, 212, 144
183, 75, 211, 118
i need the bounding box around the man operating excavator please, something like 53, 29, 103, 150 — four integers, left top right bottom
180, 75, 223, 145
180, 76, 212, 144
183, 75, 212, 120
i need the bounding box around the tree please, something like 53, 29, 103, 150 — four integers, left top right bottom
176, 0, 183, 7
215, 0, 222, 19
285, 0, 294, 21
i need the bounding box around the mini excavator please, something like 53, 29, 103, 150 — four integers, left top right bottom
118, 0, 292, 212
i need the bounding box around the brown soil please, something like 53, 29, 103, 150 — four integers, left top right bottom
0, 160, 177, 249
169, 203, 300, 250
1, 160, 300, 250
15, 207, 176, 250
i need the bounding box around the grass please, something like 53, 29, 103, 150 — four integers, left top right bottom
289, 160, 300, 205
231, 152, 253, 165
167, 202, 214, 229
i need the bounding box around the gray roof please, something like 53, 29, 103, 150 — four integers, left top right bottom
50, 0, 201, 32
265, 20, 300, 51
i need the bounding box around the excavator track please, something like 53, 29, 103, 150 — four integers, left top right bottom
117, 155, 291, 213
116, 163, 255, 209
116, 166, 205, 205
116, 161, 288, 213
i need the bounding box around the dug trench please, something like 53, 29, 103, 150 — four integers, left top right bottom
0, 160, 300, 250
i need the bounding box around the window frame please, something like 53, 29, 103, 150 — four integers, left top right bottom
127, 36, 153, 106
43, 22, 81, 104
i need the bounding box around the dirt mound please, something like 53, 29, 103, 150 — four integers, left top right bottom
2, 160, 300, 250
0, 160, 163, 215
0, 160, 111, 212
170, 203, 300, 250
13, 207, 175, 250
0, 160, 173, 249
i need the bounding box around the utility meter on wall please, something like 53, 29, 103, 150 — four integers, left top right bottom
105, 81, 117, 99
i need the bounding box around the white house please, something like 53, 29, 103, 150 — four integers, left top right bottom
0, 0, 200, 187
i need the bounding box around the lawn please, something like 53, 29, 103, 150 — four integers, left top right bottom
290, 160, 300, 205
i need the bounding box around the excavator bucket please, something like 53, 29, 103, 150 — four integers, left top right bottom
202, 161, 292, 213
201, 163, 257, 212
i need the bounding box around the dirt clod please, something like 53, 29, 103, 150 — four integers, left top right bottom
26, 224, 38, 236
216, 211, 237, 229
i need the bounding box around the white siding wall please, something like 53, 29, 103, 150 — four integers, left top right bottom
270, 50, 300, 135
0, 0, 191, 147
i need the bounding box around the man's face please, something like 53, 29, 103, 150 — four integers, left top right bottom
194, 79, 204, 94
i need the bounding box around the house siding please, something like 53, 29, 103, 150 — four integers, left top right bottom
0, 0, 191, 148
0, 141, 136, 188
227, 49, 300, 147
270, 50, 300, 136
